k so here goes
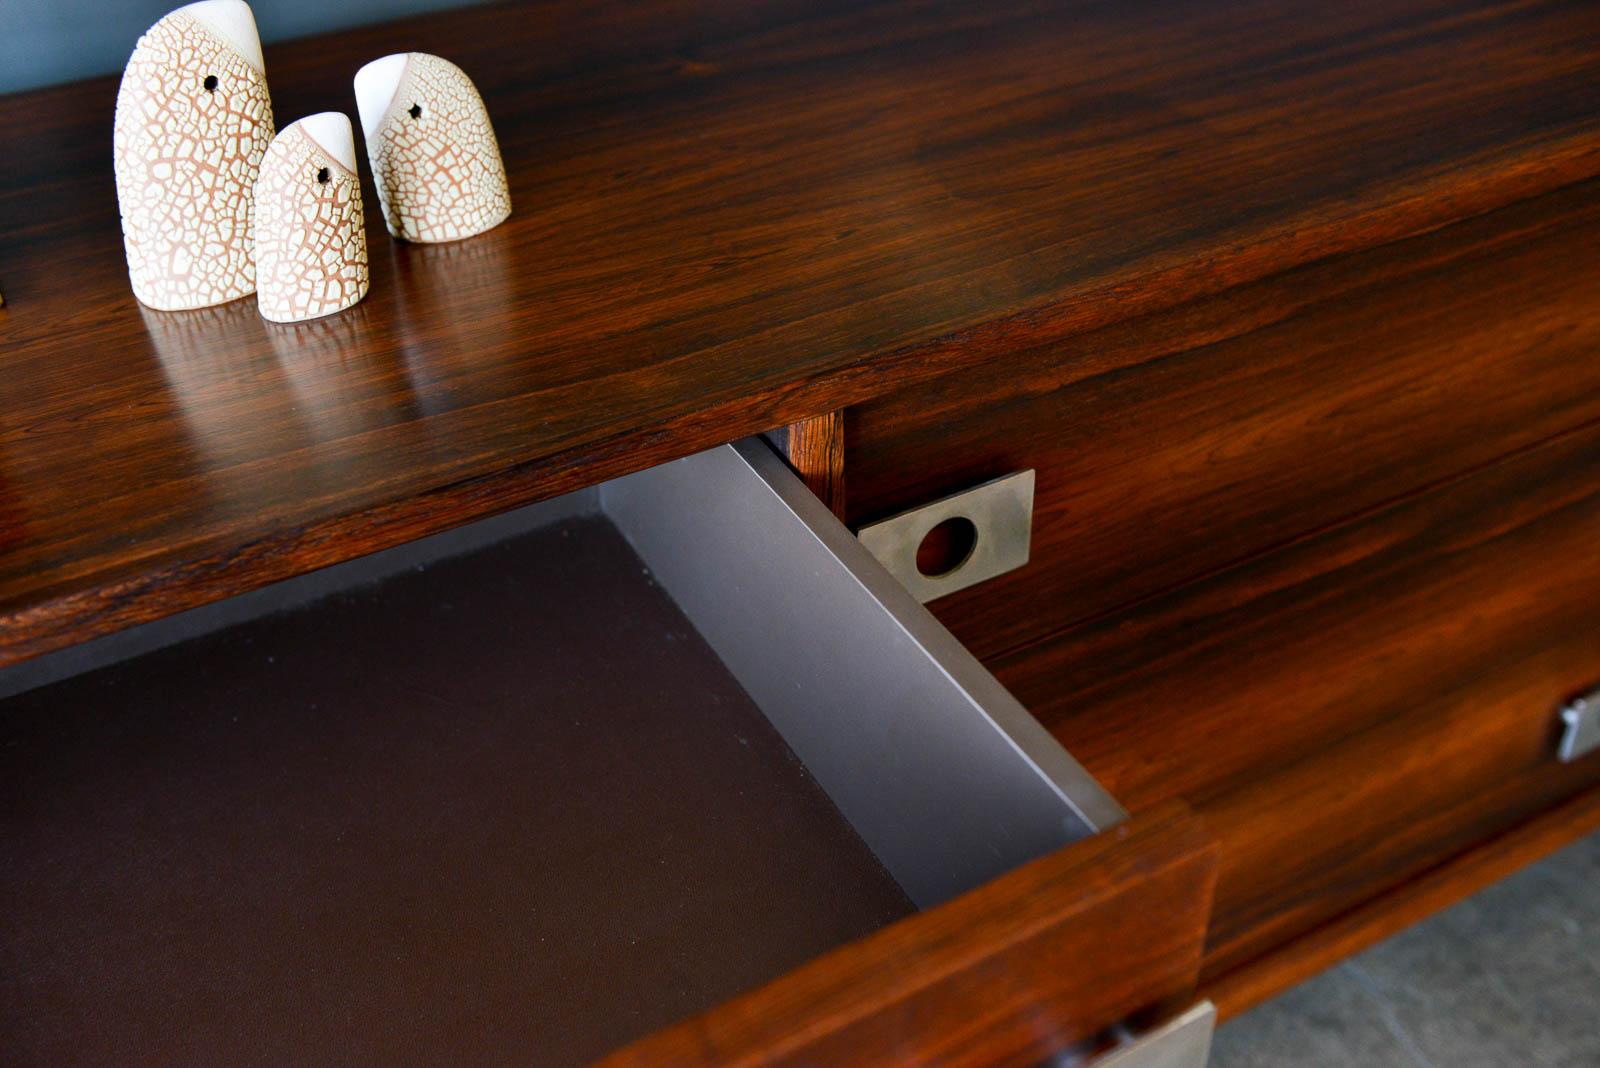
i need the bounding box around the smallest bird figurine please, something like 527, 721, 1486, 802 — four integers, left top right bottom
353, 52, 512, 243
253, 112, 370, 324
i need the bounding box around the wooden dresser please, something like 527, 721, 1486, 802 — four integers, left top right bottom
2, 1, 1597, 1064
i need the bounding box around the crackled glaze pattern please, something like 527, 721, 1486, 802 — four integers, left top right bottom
365, 54, 511, 243
113, 10, 273, 310
254, 123, 369, 323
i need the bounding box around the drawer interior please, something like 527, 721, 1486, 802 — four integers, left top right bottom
0, 440, 1121, 1066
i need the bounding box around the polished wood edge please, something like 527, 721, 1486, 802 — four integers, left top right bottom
765, 410, 847, 518
7, 152, 1600, 671
1204, 782, 1600, 1021
594, 802, 1218, 1067
0, 385, 843, 669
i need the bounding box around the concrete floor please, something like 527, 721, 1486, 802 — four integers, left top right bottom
1210, 833, 1600, 1067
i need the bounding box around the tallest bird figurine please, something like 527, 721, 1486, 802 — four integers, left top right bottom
113, 0, 274, 311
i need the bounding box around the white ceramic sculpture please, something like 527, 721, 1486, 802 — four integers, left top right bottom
253, 112, 370, 323
353, 53, 511, 243
113, 0, 274, 310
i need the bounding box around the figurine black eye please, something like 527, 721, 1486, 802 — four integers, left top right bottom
408, 103, 423, 119
316, 167, 330, 184
203, 75, 219, 92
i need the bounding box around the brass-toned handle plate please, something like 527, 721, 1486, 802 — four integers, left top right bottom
855, 470, 1033, 603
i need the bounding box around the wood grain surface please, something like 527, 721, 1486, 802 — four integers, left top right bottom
595, 802, 1217, 1068
766, 410, 846, 516
4, 0, 1600, 663
847, 180, 1600, 660
992, 424, 1600, 987
1206, 781, 1600, 1020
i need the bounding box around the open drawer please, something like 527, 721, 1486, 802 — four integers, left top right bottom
0, 439, 1216, 1067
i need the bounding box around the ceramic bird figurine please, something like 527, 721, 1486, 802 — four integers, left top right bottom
113, 0, 274, 311
353, 53, 511, 243
253, 112, 370, 323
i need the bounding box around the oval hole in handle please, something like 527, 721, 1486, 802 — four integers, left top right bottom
917, 515, 978, 577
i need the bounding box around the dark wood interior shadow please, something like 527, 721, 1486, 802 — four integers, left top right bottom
0, 517, 913, 1067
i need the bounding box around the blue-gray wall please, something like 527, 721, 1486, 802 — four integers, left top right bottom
1, 0, 493, 95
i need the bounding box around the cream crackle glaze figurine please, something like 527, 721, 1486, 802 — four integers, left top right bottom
253, 112, 370, 323
353, 53, 511, 243
113, 0, 274, 310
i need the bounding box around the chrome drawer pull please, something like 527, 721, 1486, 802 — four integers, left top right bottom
855, 469, 1034, 603
1062, 1002, 1215, 1068
1558, 686, 1600, 762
